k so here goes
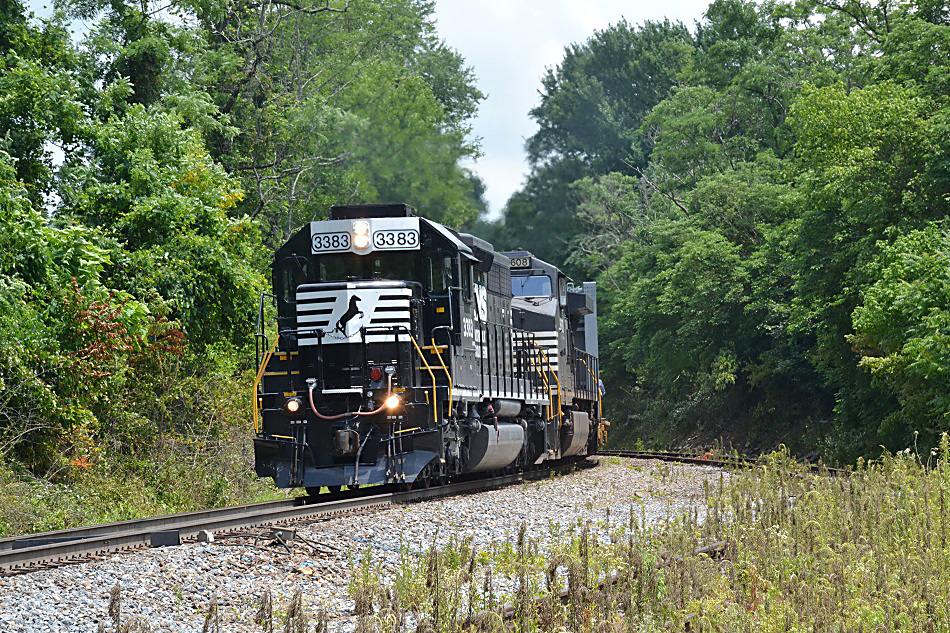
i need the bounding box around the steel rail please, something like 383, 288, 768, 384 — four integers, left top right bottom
599, 449, 848, 476
0, 462, 588, 575
0, 497, 301, 554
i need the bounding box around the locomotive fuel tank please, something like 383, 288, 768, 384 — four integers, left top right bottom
463, 423, 525, 473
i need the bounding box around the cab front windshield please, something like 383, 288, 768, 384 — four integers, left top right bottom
512, 274, 552, 297
317, 253, 415, 282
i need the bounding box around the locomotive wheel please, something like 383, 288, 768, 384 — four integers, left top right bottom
398, 463, 435, 491
346, 483, 361, 491
326, 485, 343, 494
305, 487, 322, 497
417, 463, 438, 489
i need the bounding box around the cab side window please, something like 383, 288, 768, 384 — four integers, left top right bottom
427, 254, 454, 295
461, 262, 472, 300
281, 257, 308, 303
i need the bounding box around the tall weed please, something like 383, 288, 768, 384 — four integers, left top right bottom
350, 442, 950, 631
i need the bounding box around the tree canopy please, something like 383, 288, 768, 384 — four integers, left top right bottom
492, 0, 949, 460
0, 0, 484, 492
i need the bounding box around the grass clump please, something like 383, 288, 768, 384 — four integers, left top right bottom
0, 363, 285, 537
349, 439, 950, 632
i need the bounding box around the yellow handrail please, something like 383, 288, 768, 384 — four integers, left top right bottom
253, 335, 280, 434
430, 337, 453, 418
578, 356, 607, 443
577, 357, 603, 420
532, 342, 561, 417
407, 333, 439, 426
528, 355, 554, 409
527, 346, 554, 421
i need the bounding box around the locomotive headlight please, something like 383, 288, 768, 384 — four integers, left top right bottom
385, 394, 401, 409
285, 397, 302, 414
353, 221, 371, 250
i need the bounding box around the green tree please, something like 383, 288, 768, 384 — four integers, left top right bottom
63, 105, 264, 349
529, 19, 693, 173
852, 222, 950, 442
511, 0, 950, 459
0, 7, 84, 201
495, 19, 693, 268
785, 81, 945, 454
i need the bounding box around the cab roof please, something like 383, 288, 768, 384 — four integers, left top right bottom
502, 249, 561, 277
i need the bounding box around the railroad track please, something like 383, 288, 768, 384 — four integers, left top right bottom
1, 451, 840, 576
599, 448, 848, 475
0, 461, 591, 576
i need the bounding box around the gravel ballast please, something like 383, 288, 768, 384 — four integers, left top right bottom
0, 457, 720, 632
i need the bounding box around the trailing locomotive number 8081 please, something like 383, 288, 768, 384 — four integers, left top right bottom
373, 229, 419, 250
311, 232, 351, 253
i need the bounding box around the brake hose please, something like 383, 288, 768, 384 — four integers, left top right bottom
307, 375, 392, 420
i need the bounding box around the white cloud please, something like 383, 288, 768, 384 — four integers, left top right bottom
434, 0, 710, 216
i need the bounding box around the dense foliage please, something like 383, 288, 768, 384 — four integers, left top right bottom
489, 0, 949, 460
0, 0, 484, 533
1, 0, 947, 533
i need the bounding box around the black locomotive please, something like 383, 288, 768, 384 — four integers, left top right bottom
253, 203, 604, 493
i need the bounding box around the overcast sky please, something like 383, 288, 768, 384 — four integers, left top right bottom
432, 0, 711, 217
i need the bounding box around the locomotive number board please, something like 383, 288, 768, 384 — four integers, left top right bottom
311, 232, 351, 253
309, 217, 422, 254
373, 229, 419, 250
509, 256, 532, 268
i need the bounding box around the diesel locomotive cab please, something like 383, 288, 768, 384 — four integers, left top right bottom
253, 204, 604, 494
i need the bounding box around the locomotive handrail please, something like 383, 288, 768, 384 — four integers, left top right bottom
406, 332, 439, 427
253, 334, 280, 434
472, 321, 545, 405
521, 329, 539, 400
531, 342, 561, 423
429, 341, 452, 417
254, 292, 276, 370
505, 327, 544, 403
430, 326, 454, 418
577, 356, 602, 420
575, 352, 595, 394
527, 348, 554, 422
535, 344, 561, 400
